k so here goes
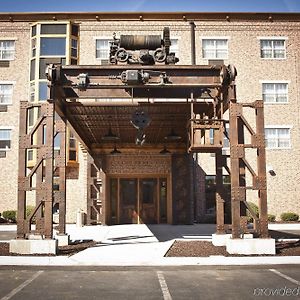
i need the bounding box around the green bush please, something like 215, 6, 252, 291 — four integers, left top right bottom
2, 210, 17, 223
268, 214, 276, 222
280, 212, 299, 222
246, 202, 259, 223
26, 205, 35, 218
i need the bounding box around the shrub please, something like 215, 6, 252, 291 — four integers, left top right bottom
26, 205, 35, 218
2, 210, 17, 223
268, 214, 276, 222
246, 202, 259, 223
280, 212, 299, 222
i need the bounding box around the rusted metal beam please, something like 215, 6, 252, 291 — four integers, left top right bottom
255, 102, 268, 238
229, 101, 241, 239
216, 149, 225, 234
17, 101, 28, 239
54, 115, 67, 235
47, 64, 233, 100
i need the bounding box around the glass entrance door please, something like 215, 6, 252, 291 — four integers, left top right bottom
119, 179, 138, 224
139, 178, 157, 224
109, 176, 168, 224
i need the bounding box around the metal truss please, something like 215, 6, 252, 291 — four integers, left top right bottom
16, 63, 268, 239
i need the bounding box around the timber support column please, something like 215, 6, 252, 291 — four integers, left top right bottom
255, 101, 268, 238
87, 159, 104, 225
229, 97, 241, 239
16, 101, 28, 239
54, 115, 67, 235
215, 149, 225, 234
43, 100, 55, 239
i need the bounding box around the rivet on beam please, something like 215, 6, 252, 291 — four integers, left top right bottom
139, 15, 143, 21
53, 16, 57, 21
96, 15, 100, 21
182, 15, 187, 21
9, 16, 13, 22
226, 15, 230, 22
268, 15, 273, 22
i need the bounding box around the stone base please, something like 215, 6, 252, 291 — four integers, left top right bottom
55, 234, 70, 247
226, 238, 276, 255
10, 239, 57, 255
212, 233, 253, 246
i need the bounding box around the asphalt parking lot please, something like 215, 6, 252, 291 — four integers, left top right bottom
0, 265, 299, 300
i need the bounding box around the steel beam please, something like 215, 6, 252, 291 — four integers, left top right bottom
215, 149, 225, 234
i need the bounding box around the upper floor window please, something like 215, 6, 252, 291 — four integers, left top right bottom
96, 39, 111, 61
40, 37, 66, 56
0, 40, 15, 60
260, 39, 286, 59
40, 24, 67, 35
170, 39, 179, 57
0, 84, 13, 105
265, 127, 291, 149
0, 129, 11, 150
202, 39, 228, 59
262, 82, 288, 103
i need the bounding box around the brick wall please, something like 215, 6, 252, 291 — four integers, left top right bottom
0, 17, 300, 221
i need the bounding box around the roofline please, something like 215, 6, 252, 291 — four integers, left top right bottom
0, 12, 300, 22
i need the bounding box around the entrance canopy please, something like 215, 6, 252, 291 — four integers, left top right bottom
48, 64, 234, 153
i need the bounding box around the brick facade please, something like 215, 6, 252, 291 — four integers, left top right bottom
0, 13, 299, 222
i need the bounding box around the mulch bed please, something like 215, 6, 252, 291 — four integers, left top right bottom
1, 240, 300, 257
0, 240, 97, 256
58, 240, 97, 256
165, 240, 300, 257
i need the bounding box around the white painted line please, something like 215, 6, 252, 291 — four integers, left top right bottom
1, 270, 43, 300
157, 271, 172, 300
269, 269, 300, 285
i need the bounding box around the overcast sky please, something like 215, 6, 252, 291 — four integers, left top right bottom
0, 0, 299, 12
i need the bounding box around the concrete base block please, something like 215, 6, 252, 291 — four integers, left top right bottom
10, 239, 57, 255
55, 234, 70, 247
226, 238, 276, 255
212, 233, 253, 246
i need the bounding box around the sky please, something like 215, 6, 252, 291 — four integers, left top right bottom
0, 0, 299, 13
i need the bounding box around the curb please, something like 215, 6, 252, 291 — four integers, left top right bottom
0, 255, 300, 267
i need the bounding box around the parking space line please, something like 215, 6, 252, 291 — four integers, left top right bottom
1, 270, 43, 300
157, 271, 172, 300
269, 269, 300, 285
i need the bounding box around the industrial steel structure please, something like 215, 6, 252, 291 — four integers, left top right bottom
16, 27, 268, 241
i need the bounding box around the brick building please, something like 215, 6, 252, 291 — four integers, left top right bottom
0, 12, 299, 225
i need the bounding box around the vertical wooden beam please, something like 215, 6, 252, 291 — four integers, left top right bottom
57, 116, 67, 235
17, 101, 28, 239
35, 105, 45, 234
255, 101, 268, 238
215, 149, 225, 234
44, 101, 54, 239
86, 161, 93, 225
229, 99, 241, 239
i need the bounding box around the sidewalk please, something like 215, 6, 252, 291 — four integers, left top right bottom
0, 223, 299, 266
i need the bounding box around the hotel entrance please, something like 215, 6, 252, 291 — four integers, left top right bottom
108, 176, 168, 225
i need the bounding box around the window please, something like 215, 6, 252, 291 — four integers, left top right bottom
40, 24, 67, 35
71, 39, 78, 58
170, 39, 179, 57
0, 84, 13, 104
68, 131, 77, 161
262, 83, 288, 103
265, 128, 291, 149
0, 129, 11, 150
39, 82, 48, 101
40, 37, 66, 56
0, 40, 15, 60
96, 39, 111, 60
202, 39, 228, 59
260, 40, 286, 59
